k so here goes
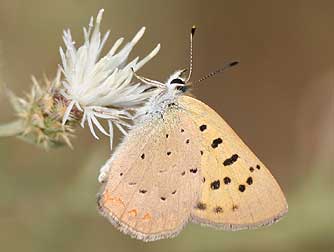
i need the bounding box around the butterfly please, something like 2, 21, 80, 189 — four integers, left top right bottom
97, 26, 288, 242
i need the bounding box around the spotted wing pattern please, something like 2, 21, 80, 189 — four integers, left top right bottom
98, 107, 203, 241
178, 96, 288, 230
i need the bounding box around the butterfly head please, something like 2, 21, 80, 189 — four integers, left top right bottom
132, 26, 239, 120
166, 69, 190, 94
132, 26, 196, 98
132, 25, 238, 105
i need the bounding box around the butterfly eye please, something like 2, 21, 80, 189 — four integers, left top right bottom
170, 79, 188, 92
170, 78, 185, 84
176, 85, 188, 92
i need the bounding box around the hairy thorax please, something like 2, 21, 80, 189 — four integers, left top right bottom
135, 89, 185, 122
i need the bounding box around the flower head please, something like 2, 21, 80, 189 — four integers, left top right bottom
7, 70, 77, 149
59, 9, 160, 147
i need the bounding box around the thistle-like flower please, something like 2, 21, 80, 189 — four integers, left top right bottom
59, 9, 160, 147
5, 71, 78, 149
1, 9, 159, 150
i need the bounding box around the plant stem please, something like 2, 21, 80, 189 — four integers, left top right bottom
0, 120, 25, 137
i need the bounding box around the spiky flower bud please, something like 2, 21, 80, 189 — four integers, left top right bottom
6, 72, 78, 149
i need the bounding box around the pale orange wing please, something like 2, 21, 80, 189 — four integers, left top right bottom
98, 107, 202, 241
179, 96, 288, 230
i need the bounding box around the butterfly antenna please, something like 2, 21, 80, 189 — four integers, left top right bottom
131, 68, 165, 88
195, 61, 239, 84
186, 26, 196, 83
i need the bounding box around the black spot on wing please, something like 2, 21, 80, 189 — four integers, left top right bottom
196, 202, 207, 210
210, 180, 220, 190
223, 154, 239, 166
214, 206, 223, 213
232, 204, 239, 211
211, 138, 223, 148
190, 168, 198, 173
246, 177, 253, 185
223, 177, 231, 184
199, 124, 207, 132
238, 184, 246, 192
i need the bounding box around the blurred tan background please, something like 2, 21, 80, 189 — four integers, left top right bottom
0, 0, 333, 251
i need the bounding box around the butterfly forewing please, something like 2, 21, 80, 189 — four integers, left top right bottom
179, 96, 288, 230
98, 108, 203, 241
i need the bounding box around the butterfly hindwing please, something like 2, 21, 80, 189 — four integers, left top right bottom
179, 96, 288, 230
98, 108, 203, 241
99, 95, 288, 240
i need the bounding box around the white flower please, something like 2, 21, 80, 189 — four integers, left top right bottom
59, 9, 160, 148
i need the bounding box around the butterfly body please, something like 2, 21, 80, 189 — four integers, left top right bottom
98, 71, 288, 241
